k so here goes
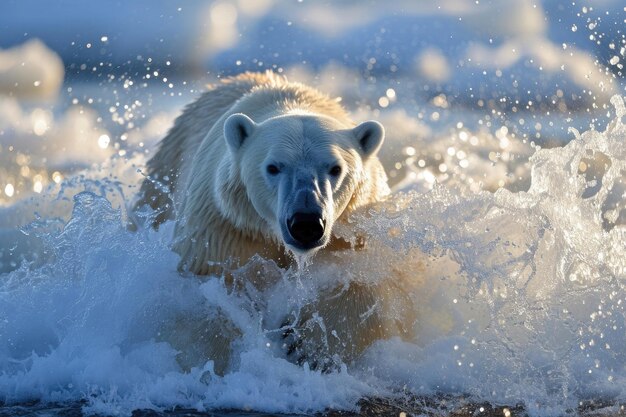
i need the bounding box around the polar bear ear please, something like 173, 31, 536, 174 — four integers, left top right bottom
224, 113, 257, 153
353, 120, 385, 158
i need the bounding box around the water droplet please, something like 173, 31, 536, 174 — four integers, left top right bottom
98, 134, 111, 149
4, 183, 14, 197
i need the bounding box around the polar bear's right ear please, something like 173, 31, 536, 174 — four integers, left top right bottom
224, 113, 257, 153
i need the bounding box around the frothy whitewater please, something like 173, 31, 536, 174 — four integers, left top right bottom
1, 98, 625, 416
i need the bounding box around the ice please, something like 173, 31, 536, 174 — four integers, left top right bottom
0, 40, 64, 100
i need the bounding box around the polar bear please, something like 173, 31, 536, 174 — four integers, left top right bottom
136, 71, 415, 374
136, 71, 389, 273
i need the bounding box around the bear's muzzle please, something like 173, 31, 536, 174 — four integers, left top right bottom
287, 212, 326, 249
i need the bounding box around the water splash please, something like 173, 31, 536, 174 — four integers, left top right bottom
1, 97, 626, 416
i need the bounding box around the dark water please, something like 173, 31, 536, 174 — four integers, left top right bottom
4, 397, 624, 417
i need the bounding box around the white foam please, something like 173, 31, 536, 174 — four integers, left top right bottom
0, 97, 625, 416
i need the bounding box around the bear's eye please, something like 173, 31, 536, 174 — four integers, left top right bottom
266, 164, 280, 175
329, 165, 342, 177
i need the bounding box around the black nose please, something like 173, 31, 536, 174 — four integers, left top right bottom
288, 212, 325, 246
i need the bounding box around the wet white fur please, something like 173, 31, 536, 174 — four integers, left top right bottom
138, 71, 389, 274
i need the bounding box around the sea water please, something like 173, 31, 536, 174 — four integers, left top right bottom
0, 96, 625, 416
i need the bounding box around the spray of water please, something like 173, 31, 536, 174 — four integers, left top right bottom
0, 96, 625, 416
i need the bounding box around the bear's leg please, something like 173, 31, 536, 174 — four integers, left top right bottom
159, 307, 241, 376
282, 281, 416, 371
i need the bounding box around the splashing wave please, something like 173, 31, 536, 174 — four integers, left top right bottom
1, 97, 625, 416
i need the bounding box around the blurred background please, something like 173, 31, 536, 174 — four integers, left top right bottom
1, 0, 624, 204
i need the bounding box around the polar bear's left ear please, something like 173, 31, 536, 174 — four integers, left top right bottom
353, 120, 385, 158
224, 113, 257, 154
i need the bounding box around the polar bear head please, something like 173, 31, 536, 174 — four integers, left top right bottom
223, 112, 385, 256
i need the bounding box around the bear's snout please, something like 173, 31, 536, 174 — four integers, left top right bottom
287, 212, 326, 248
